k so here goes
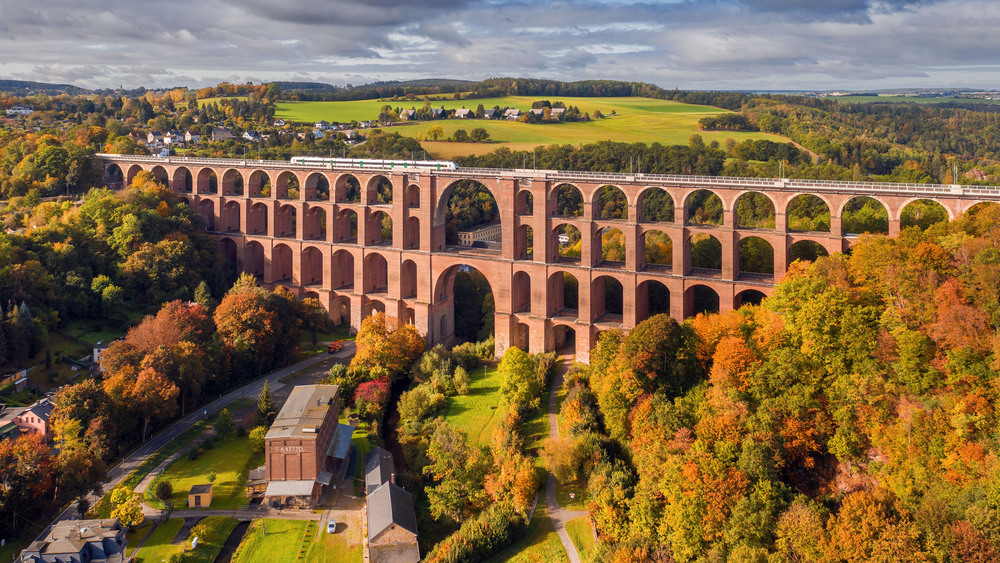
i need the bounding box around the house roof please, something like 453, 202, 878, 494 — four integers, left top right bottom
26, 399, 54, 421
266, 385, 339, 440
189, 484, 213, 495
454, 109, 472, 117
265, 479, 315, 497
26, 519, 122, 558
365, 447, 394, 493
367, 483, 418, 541
327, 423, 354, 460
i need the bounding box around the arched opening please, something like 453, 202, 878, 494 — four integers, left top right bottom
337, 174, 361, 203
552, 325, 576, 355
196, 168, 218, 194
685, 189, 723, 226
690, 233, 722, 273
217, 238, 238, 269
595, 185, 628, 220
363, 253, 389, 294
738, 236, 774, 276
245, 241, 265, 278
332, 250, 354, 289
222, 169, 244, 196
553, 224, 582, 261
511, 322, 530, 352
303, 291, 320, 300
275, 204, 297, 238
248, 202, 268, 235
368, 210, 392, 245
337, 209, 358, 243
735, 192, 776, 229
401, 260, 418, 299
639, 187, 674, 222
591, 275, 623, 322
442, 180, 501, 250
401, 307, 416, 326
105, 164, 124, 189
305, 207, 326, 240
332, 295, 351, 326
405, 217, 420, 249
172, 167, 193, 193
598, 227, 626, 265
554, 184, 584, 217
302, 247, 323, 286
687, 285, 720, 317
365, 299, 386, 317
151, 165, 169, 187
512, 271, 531, 314
786, 194, 831, 232
788, 240, 829, 264
435, 265, 496, 343
643, 230, 673, 269
304, 173, 330, 201
636, 280, 670, 323
548, 272, 579, 319
736, 289, 767, 309
901, 199, 948, 230
125, 165, 143, 187
405, 184, 420, 208
842, 196, 888, 235
517, 225, 533, 260
369, 176, 393, 205
274, 171, 299, 200
248, 170, 269, 198
516, 190, 533, 216
197, 199, 215, 230
272, 244, 293, 282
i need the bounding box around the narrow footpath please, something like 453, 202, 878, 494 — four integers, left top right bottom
545, 361, 589, 563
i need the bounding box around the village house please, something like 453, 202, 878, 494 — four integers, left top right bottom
146, 131, 164, 144
504, 108, 521, 119
365, 447, 395, 495
312, 128, 325, 139
13, 398, 55, 440
399, 109, 415, 120
185, 130, 201, 143
243, 130, 262, 142
162, 131, 184, 145
212, 127, 234, 141
482, 108, 497, 119
20, 518, 126, 563
315, 120, 331, 130
453, 108, 473, 119
273, 118, 286, 127
6, 106, 33, 116
367, 483, 419, 563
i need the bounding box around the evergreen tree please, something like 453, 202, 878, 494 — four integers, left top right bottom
0, 315, 7, 365
193, 281, 217, 312
5, 305, 31, 363
256, 381, 277, 428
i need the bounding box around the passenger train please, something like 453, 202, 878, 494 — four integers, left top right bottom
290, 156, 458, 171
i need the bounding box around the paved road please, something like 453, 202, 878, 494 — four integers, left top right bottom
545, 361, 588, 563
22, 344, 354, 560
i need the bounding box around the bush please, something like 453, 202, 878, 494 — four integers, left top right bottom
154, 479, 174, 502
249, 426, 267, 455
202, 438, 214, 450
454, 366, 471, 395
423, 501, 528, 563
235, 424, 246, 437
187, 448, 199, 461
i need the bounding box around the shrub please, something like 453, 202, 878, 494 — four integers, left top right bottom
423, 501, 528, 563
249, 426, 267, 454
202, 438, 214, 450
187, 448, 199, 461
454, 366, 471, 395
154, 479, 174, 502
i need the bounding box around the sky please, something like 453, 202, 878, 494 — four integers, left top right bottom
2, 0, 999, 91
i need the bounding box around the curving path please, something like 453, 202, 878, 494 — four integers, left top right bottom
545, 360, 589, 563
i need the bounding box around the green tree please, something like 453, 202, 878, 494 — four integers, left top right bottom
470, 127, 489, 142
214, 408, 234, 439
154, 480, 174, 503
498, 347, 544, 409
256, 381, 277, 428
193, 281, 217, 312
452, 129, 469, 142
427, 125, 444, 140
249, 426, 267, 454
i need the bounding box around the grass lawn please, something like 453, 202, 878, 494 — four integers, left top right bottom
339, 412, 372, 490
485, 506, 568, 563
62, 319, 124, 346
0, 534, 35, 562
565, 517, 595, 562
233, 519, 351, 563
185, 516, 239, 563
276, 96, 792, 160
134, 518, 185, 563
159, 434, 260, 510
445, 366, 503, 445
125, 521, 154, 554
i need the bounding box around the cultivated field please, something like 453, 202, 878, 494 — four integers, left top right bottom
275, 96, 792, 159
828, 95, 1000, 104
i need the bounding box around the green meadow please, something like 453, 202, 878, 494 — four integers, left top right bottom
829, 95, 1000, 104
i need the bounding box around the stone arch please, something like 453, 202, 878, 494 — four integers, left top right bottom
332, 295, 351, 326
272, 244, 293, 282
337, 209, 358, 242
368, 210, 392, 245
332, 250, 354, 289
900, 199, 949, 230
405, 184, 420, 208
552, 223, 582, 261
594, 185, 628, 220
125, 164, 143, 187
684, 189, 724, 226
105, 164, 124, 189
335, 173, 361, 203
642, 230, 672, 269
788, 240, 829, 264
217, 237, 238, 269
150, 165, 168, 187
786, 194, 831, 232
247, 170, 269, 198
436, 179, 501, 242
738, 236, 774, 276
363, 253, 389, 293
553, 183, 584, 217
221, 169, 244, 196
401, 260, 418, 299
433, 263, 496, 343
735, 289, 767, 308
304, 172, 330, 201
511, 322, 530, 352
303, 291, 320, 300
517, 225, 533, 260
512, 271, 531, 314
245, 241, 265, 278
690, 233, 722, 272
734, 192, 776, 229
248, 202, 268, 235
591, 275, 624, 322
405, 217, 420, 250
516, 190, 533, 215
401, 306, 416, 326
551, 324, 576, 355
598, 227, 626, 265
274, 171, 299, 199
364, 299, 386, 317
301, 246, 323, 286
685, 284, 720, 317
368, 175, 393, 205
196, 168, 218, 194
172, 167, 193, 193
548, 271, 579, 319
841, 196, 888, 235
304, 207, 326, 240
638, 187, 674, 222
197, 199, 215, 230
275, 204, 297, 238
636, 279, 670, 323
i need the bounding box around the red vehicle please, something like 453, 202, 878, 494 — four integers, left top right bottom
327, 340, 344, 354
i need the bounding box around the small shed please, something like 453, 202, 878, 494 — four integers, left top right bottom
188, 484, 213, 508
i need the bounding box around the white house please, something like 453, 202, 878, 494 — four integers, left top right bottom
312, 129, 325, 139
243, 130, 262, 142
147, 131, 164, 144
5, 106, 33, 116
185, 131, 201, 143
453, 109, 473, 119
504, 108, 521, 119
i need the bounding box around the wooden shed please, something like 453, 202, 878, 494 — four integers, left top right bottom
188, 483, 213, 508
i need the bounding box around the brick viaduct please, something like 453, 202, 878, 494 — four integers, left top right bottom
98, 154, 1000, 362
